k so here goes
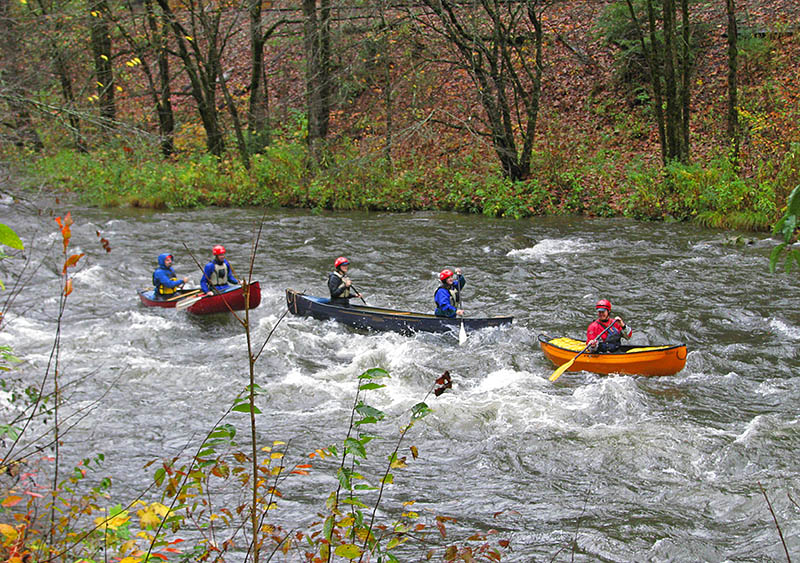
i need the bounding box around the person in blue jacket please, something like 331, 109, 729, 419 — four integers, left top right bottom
201, 245, 239, 295
153, 253, 189, 298
434, 267, 465, 317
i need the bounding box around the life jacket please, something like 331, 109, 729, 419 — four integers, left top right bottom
153, 268, 179, 295
434, 284, 459, 308
331, 270, 354, 298
208, 260, 230, 287
593, 320, 622, 352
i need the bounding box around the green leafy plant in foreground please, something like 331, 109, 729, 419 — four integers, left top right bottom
770, 184, 800, 272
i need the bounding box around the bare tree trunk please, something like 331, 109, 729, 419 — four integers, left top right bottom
219, 69, 251, 169
418, 0, 543, 181
30, 0, 86, 151
53, 47, 87, 152
156, 0, 225, 156
0, 0, 43, 150
379, 0, 392, 170
725, 0, 739, 166
248, 0, 268, 143
680, 0, 690, 161
661, 0, 680, 162
303, 0, 331, 161
645, 0, 667, 165
151, 2, 175, 156
89, 0, 115, 122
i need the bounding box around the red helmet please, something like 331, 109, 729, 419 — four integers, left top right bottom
596, 299, 612, 311
334, 256, 349, 269
212, 245, 226, 256
439, 269, 454, 282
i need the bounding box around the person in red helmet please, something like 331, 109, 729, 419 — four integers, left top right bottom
328, 256, 363, 307
586, 299, 632, 352
434, 267, 464, 317
201, 245, 239, 295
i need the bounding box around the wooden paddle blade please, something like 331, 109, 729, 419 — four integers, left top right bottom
176, 295, 203, 310
548, 358, 575, 382
458, 321, 467, 345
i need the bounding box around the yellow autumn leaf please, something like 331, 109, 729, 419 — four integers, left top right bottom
95, 510, 130, 530
390, 456, 407, 469
137, 508, 161, 529
0, 522, 18, 541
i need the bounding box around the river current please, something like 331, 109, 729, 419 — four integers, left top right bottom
1, 194, 798, 561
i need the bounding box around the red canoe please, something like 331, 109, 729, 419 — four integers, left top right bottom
138, 282, 261, 315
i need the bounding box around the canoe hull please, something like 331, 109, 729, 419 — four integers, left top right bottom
138, 282, 261, 315
286, 289, 512, 335
538, 334, 687, 377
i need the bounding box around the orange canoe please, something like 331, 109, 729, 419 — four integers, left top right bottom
538, 334, 687, 377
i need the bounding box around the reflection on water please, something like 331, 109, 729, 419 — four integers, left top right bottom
2, 200, 799, 560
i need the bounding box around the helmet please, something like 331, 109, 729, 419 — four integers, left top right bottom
596, 299, 612, 311
212, 245, 226, 256
439, 269, 454, 282
334, 256, 349, 269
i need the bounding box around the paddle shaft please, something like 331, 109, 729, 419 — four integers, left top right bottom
548, 321, 618, 382
349, 283, 368, 305
165, 287, 201, 301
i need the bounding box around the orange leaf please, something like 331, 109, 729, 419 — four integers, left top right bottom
65, 279, 73, 296
2, 496, 22, 507
62, 253, 84, 273
291, 470, 309, 475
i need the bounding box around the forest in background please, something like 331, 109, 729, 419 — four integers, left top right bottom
1, 0, 800, 230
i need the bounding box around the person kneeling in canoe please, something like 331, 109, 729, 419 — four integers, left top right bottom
587, 299, 632, 353
201, 245, 239, 296
434, 268, 465, 317
328, 256, 363, 307
153, 253, 189, 299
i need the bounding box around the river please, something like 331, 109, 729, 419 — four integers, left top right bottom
1, 194, 799, 561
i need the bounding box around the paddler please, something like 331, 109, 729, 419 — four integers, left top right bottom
587, 299, 632, 352
200, 245, 239, 296
434, 268, 465, 317
328, 256, 363, 307
152, 253, 189, 299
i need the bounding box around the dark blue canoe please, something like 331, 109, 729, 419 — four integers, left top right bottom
286, 289, 512, 336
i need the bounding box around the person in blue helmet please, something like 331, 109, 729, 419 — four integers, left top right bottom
200, 245, 239, 295
153, 253, 189, 299
434, 267, 465, 317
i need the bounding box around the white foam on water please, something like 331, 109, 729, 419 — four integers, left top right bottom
0, 314, 51, 347
769, 318, 800, 340
507, 238, 590, 261
734, 415, 764, 445
72, 264, 106, 289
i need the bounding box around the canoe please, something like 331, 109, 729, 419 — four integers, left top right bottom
538, 334, 687, 377
138, 282, 261, 315
286, 289, 512, 336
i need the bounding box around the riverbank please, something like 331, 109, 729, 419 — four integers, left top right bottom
7, 141, 781, 232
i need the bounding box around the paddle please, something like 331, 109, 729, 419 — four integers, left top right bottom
456, 278, 466, 345
176, 293, 204, 310
350, 282, 368, 306
548, 321, 617, 382
165, 288, 202, 302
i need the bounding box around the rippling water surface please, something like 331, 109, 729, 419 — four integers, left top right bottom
2, 195, 799, 561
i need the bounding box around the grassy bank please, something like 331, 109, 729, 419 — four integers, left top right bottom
13, 136, 785, 231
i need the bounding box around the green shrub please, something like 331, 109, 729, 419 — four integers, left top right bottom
622, 158, 777, 229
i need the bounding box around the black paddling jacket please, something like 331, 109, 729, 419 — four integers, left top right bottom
328, 270, 356, 306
